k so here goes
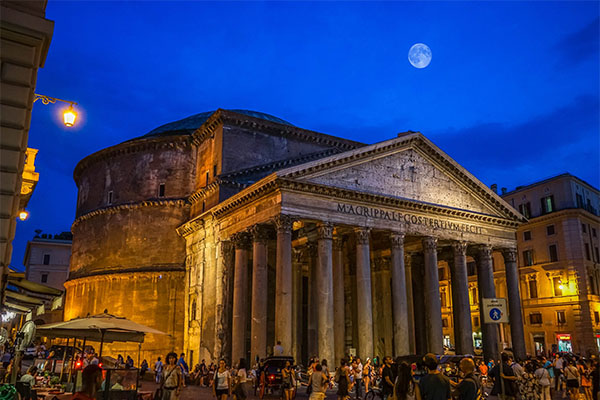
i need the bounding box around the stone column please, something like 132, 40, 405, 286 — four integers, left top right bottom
422, 237, 444, 354
502, 248, 526, 360
355, 227, 374, 358
450, 241, 474, 355
332, 236, 345, 366
405, 254, 416, 354
390, 232, 410, 356
307, 243, 318, 357
232, 232, 251, 364
215, 240, 234, 361
411, 253, 427, 355
291, 250, 303, 363
250, 225, 269, 361
475, 244, 499, 362
274, 215, 293, 356
316, 223, 335, 365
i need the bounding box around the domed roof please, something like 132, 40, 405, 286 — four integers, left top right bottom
141, 109, 294, 139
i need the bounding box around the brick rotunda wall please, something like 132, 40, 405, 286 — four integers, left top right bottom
65, 136, 195, 360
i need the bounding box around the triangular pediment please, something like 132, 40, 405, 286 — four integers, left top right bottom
277, 133, 523, 221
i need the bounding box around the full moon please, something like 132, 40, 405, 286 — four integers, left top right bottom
408, 43, 432, 69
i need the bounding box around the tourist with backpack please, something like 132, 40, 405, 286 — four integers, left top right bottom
452, 358, 481, 400
535, 361, 552, 400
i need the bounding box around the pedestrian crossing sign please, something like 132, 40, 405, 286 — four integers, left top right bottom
482, 298, 509, 324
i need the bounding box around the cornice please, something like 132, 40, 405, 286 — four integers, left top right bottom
65, 263, 185, 283
72, 198, 189, 229
522, 208, 600, 226
73, 135, 193, 184
189, 182, 220, 204
177, 217, 205, 238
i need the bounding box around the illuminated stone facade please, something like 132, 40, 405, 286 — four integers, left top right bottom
69, 109, 528, 364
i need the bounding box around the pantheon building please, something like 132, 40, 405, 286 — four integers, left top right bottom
65, 109, 527, 366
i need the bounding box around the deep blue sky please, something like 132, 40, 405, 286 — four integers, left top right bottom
12, 1, 599, 271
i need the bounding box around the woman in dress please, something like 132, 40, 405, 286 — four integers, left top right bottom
281, 360, 295, 400
336, 359, 350, 400
363, 358, 373, 394
162, 352, 183, 400
578, 359, 592, 400
394, 362, 421, 400
213, 359, 231, 400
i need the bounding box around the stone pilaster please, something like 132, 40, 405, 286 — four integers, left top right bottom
332, 236, 345, 366
316, 222, 335, 365
215, 240, 234, 361
292, 250, 303, 363
475, 244, 498, 362
449, 241, 474, 355
250, 225, 269, 361
502, 248, 526, 360
274, 215, 293, 356
404, 253, 415, 354
355, 227, 374, 358
390, 232, 410, 356
307, 243, 318, 357
422, 236, 444, 354
231, 232, 251, 364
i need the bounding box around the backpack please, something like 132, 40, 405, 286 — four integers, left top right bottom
538, 368, 551, 387
463, 375, 483, 400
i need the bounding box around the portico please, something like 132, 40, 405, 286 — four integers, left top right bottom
178, 132, 527, 364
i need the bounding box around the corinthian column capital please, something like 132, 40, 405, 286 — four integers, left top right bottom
274, 214, 293, 234
390, 232, 405, 249
422, 236, 438, 252
476, 244, 493, 260
452, 241, 468, 256
332, 236, 344, 251
317, 222, 334, 240
502, 247, 518, 263
232, 232, 252, 250
251, 225, 270, 244
355, 227, 371, 245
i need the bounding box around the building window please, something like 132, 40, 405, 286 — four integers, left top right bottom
43, 254, 50, 265
213, 164, 217, 177
541, 195, 555, 214
523, 231, 532, 241
190, 300, 197, 321
438, 267, 446, 280
108, 191, 113, 205
557, 311, 566, 325
442, 318, 448, 328
549, 245, 558, 262
595, 311, 600, 324
473, 316, 479, 327
440, 290, 447, 307
205, 171, 210, 187
519, 203, 531, 218
470, 287, 478, 305
158, 183, 165, 198
553, 277, 563, 296
523, 250, 534, 266
529, 280, 538, 299
595, 247, 600, 262
583, 223, 587, 233
577, 193, 584, 208
591, 276, 598, 296
530, 313, 543, 325
547, 225, 555, 236
202, 201, 206, 213
41, 273, 48, 283
585, 244, 591, 261
593, 228, 597, 238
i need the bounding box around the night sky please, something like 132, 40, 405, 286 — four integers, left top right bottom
12, 1, 599, 271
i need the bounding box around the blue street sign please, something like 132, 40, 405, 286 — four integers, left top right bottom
489, 308, 502, 321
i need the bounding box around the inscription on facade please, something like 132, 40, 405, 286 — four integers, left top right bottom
336, 203, 484, 235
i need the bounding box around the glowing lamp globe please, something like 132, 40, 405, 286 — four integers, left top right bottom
19, 210, 29, 221
63, 105, 77, 127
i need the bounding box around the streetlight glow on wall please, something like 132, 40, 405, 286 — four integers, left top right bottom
34, 94, 78, 127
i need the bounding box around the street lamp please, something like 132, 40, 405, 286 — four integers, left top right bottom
18, 210, 29, 221
34, 93, 78, 127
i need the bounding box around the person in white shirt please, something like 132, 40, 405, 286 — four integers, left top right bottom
274, 341, 284, 356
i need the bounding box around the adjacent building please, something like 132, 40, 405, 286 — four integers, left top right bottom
66, 109, 527, 365
24, 232, 72, 291
501, 174, 600, 356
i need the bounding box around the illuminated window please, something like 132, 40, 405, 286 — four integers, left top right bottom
553, 277, 563, 296
442, 318, 448, 328
523, 250, 534, 266
547, 225, 555, 235
523, 231, 532, 241
159, 183, 165, 198
595, 311, 600, 324
529, 280, 538, 299
549, 245, 558, 262
529, 313, 543, 324
557, 311, 566, 324
541, 195, 555, 214
470, 287, 478, 305
43, 254, 50, 265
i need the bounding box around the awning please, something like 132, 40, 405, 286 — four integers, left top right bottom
7, 273, 63, 296
5, 289, 44, 306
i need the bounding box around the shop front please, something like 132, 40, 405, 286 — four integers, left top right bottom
557, 333, 573, 353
